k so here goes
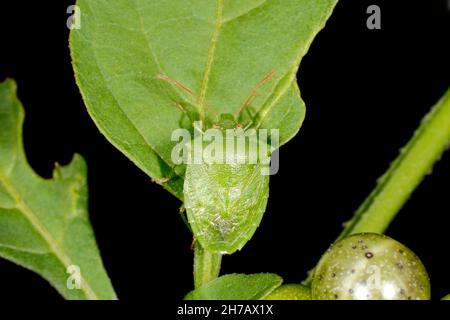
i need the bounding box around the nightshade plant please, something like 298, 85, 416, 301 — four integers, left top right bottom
0, 0, 449, 300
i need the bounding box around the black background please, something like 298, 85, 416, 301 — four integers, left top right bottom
0, 0, 449, 302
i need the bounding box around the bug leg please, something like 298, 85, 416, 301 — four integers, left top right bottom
157, 75, 194, 118
190, 238, 196, 251
243, 121, 255, 131
157, 74, 219, 119
179, 204, 192, 233
238, 105, 256, 130
151, 176, 171, 184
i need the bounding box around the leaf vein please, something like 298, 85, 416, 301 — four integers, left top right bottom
0, 176, 99, 299
197, 0, 225, 124
222, 0, 268, 24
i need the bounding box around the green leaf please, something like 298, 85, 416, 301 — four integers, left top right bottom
185, 273, 282, 300
0, 79, 116, 300
264, 284, 311, 300
443, 294, 450, 300
70, 0, 338, 199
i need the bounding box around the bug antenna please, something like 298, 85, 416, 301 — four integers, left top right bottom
157, 74, 219, 120
157, 74, 195, 95
234, 70, 276, 118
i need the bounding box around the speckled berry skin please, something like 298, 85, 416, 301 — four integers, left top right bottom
311, 233, 430, 300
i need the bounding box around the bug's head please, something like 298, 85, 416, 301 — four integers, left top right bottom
212, 113, 238, 130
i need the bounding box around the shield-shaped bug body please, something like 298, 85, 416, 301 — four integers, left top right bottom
159, 71, 276, 254
184, 133, 270, 254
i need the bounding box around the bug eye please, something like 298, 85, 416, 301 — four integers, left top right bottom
236, 124, 243, 129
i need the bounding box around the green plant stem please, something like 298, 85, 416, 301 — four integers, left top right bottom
339, 87, 450, 237
304, 86, 450, 285
194, 242, 222, 289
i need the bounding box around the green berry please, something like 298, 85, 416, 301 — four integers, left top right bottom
311, 233, 430, 300
265, 284, 311, 300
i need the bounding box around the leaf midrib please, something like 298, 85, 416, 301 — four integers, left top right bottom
0, 174, 99, 300
197, 0, 225, 124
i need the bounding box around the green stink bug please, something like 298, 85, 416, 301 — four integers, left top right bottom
159, 71, 276, 254
184, 135, 270, 254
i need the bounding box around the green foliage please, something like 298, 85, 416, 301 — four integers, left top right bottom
0, 79, 116, 300
185, 273, 282, 300
9, 0, 444, 300
70, 0, 339, 198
